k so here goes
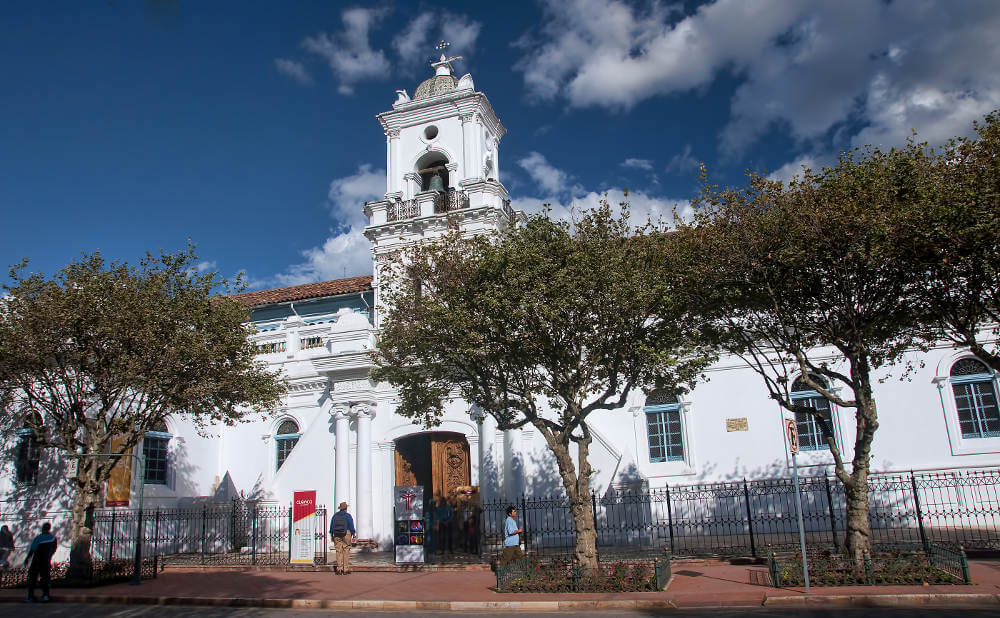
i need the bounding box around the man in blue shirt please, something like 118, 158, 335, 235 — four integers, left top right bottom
499, 505, 524, 566
329, 502, 356, 574
25, 522, 56, 602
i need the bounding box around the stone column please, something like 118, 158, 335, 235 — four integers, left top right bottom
352, 402, 376, 539
332, 405, 351, 509
470, 405, 495, 501
387, 129, 400, 194
461, 114, 477, 182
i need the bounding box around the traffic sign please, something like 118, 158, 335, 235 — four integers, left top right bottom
786, 419, 799, 455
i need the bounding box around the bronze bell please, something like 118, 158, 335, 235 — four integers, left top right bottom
428, 171, 445, 193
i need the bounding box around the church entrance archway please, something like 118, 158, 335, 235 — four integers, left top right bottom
394, 431, 470, 501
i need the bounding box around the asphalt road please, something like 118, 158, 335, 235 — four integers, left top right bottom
3, 605, 1000, 617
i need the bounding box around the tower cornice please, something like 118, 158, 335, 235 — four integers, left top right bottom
377, 91, 505, 141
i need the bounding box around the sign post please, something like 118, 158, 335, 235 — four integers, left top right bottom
394, 485, 425, 564
786, 419, 810, 593
291, 490, 317, 565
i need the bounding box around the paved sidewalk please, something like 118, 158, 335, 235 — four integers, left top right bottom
2, 560, 1000, 610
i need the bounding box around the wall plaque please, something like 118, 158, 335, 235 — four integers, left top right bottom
726, 417, 749, 432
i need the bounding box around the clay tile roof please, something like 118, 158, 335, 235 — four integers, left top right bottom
232, 275, 373, 308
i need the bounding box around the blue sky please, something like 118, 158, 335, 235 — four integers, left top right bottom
3, 0, 999, 289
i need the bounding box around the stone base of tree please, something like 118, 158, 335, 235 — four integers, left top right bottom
768, 544, 970, 587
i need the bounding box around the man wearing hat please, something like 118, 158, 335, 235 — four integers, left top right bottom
329, 502, 356, 574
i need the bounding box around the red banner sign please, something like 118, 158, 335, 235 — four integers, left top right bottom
292, 490, 316, 523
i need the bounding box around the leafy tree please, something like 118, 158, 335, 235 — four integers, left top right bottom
372, 203, 712, 569
909, 112, 1000, 371
670, 149, 928, 561
0, 247, 285, 577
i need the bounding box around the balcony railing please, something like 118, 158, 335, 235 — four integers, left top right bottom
433, 189, 470, 214
387, 199, 420, 222
255, 341, 285, 355
502, 198, 514, 222
300, 336, 324, 350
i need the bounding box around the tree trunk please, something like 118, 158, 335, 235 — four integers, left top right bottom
67, 467, 101, 581
843, 356, 878, 562
537, 421, 599, 570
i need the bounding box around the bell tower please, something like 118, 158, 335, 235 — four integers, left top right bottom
364, 43, 514, 321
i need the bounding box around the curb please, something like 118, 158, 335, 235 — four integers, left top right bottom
0, 594, 680, 611
763, 593, 1000, 608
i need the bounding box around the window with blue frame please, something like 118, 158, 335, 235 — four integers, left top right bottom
950, 358, 1000, 439
275, 419, 300, 470
644, 390, 684, 463
143, 420, 171, 485
791, 375, 832, 451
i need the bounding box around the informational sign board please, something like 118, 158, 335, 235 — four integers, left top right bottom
394, 485, 425, 564
725, 417, 749, 432
291, 490, 317, 565
786, 419, 799, 455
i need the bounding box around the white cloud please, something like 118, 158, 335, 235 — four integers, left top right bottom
766, 155, 822, 184
517, 151, 584, 197
302, 8, 391, 95
393, 12, 481, 71
621, 158, 653, 171
194, 260, 217, 273
273, 58, 313, 86
274, 165, 385, 285
516, 0, 1000, 155
665, 144, 699, 175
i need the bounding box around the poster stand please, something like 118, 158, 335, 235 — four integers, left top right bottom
393, 485, 425, 564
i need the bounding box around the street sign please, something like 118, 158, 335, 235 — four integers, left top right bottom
786, 419, 799, 455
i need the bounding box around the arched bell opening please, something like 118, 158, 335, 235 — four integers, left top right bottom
416, 152, 449, 192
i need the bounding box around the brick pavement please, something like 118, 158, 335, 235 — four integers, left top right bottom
1, 559, 1000, 610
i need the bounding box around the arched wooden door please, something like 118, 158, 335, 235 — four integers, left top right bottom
394, 432, 470, 500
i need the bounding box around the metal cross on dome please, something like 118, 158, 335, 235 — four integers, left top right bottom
432, 40, 462, 69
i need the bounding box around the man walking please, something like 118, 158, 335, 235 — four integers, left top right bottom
25, 522, 56, 602
499, 505, 524, 567
329, 502, 355, 574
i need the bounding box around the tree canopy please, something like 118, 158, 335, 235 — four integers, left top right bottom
373, 202, 713, 567
0, 246, 285, 576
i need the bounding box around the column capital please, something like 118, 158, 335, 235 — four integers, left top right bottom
330, 404, 351, 420
387, 128, 401, 138
351, 402, 377, 420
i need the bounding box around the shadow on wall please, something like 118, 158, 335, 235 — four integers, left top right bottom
0, 439, 74, 563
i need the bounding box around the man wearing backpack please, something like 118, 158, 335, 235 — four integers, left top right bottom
329, 502, 355, 574
25, 522, 57, 602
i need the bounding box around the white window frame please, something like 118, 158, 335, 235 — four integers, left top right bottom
636, 393, 696, 478
142, 430, 172, 486
935, 356, 1000, 456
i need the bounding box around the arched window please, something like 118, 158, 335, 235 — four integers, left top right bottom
15, 412, 42, 486
791, 375, 832, 451
275, 419, 300, 470
644, 390, 684, 463
143, 420, 171, 485
950, 358, 1000, 439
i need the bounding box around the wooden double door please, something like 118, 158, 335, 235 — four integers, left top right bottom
394, 431, 470, 501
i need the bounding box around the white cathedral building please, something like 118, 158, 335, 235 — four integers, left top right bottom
4, 53, 1000, 551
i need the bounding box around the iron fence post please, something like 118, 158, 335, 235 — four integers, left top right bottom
131, 507, 144, 584
743, 478, 757, 558
521, 494, 528, 554
230, 497, 238, 553
665, 485, 675, 555
824, 476, 839, 551
591, 491, 599, 548
288, 505, 293, 564
251, 504, 258, 566
201, 503, 207, 565
153, 508, 160, 560
910, 470, 929, 550
108, 509, 116, 562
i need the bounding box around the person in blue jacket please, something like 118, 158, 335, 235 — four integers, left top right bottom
25, 522, 57, 602
329, 502, 356, 574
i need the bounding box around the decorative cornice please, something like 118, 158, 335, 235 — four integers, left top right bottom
336, 378, 374, 392
387, 128, 401, 138
286, 378, 329, 394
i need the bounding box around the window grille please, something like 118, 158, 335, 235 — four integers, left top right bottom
950, 359, 1000, 439
644, 389, 683, 463
275, 419, 300, 470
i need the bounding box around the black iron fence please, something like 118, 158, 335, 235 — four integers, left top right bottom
91, 501, 328, 566
482, 468, 1000, 558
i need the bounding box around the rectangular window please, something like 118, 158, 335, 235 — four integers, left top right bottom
15, 432, 40, 485
276, 436, 298, 470
646, 407, 684, 463
143, 435, 170, 485
953, 380, 1000, 438
795, 396, 832, 451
